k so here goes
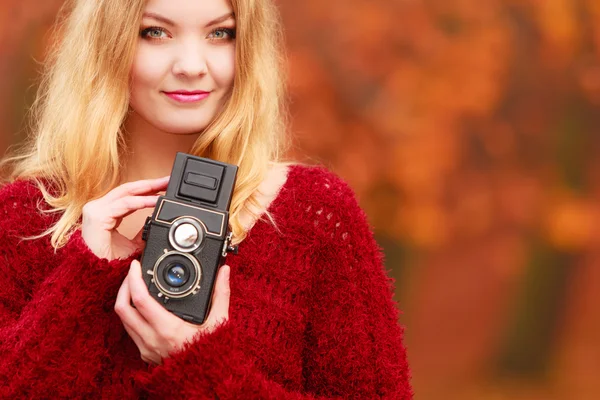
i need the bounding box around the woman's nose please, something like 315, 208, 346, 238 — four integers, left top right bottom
171, 41, 208, 78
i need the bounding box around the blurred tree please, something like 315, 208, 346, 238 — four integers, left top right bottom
3, 0, 600, 398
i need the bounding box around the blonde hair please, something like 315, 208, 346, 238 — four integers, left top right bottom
0, 0, 289, 250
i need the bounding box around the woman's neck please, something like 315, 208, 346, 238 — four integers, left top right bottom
121, 111, 202, 184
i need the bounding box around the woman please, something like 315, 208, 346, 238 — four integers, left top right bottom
0, 0, 412, 398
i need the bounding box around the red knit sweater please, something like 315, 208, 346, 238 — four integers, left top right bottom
0, 165, 412, 399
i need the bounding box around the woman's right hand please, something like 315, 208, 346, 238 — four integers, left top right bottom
81, 176, 170, 261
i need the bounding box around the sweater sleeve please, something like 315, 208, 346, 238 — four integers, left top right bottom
0, 188, 140, 399
133, 170, 413, 399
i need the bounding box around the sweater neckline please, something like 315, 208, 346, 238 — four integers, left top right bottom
237, 163, 300, 243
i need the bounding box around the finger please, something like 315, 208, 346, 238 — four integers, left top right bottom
116, 279, 160, 366
128, 259, 174, 331
205, 265, 231, 326
85, 195, 160, 227
115, 272, 154, 341
122, 320, 146, 352
104, 176, 170, 203
122, 323, 159, 366
107, 195, 161, 221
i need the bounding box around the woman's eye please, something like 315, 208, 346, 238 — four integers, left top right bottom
140, 27, 168, 40
208, 28, 236, 40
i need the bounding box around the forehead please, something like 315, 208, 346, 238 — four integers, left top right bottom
143, 0, 234, 24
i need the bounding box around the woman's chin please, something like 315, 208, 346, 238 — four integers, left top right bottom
156, 122, 208, 136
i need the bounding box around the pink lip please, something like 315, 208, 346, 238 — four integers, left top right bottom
163, 90, 210, 103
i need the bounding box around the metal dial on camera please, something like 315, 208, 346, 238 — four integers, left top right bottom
175, 223, 198, 248
168, 217, 204, 253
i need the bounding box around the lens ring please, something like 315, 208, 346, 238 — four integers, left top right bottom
153, 251, 202, 298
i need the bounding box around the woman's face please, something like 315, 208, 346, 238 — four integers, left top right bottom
129, 0, 236, 134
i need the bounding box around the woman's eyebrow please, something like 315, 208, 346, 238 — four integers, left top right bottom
205, 12, 235, 27
141, 12, 235, 28
142, 12, 175, 26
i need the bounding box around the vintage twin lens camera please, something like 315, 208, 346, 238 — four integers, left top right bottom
140, 152, 238, 325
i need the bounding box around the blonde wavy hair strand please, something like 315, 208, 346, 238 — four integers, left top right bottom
0, 0, 289, 251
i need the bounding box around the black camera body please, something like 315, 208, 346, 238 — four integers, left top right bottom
140, 152, 238, 325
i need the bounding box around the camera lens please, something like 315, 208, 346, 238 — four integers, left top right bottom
164, 263, 190, 287
153, 251, 202, 299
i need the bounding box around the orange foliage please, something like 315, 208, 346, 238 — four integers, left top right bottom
4, 0, 600, 398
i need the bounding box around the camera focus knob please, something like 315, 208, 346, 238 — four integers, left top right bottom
142, 216, 152, 242
173, 223, 199, 249
222, 231, 238, 256
169, 217, 204, 253
227, 244, 239, 255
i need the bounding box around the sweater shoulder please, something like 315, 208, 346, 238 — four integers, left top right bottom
283, 164, 372, 244
0, 178, 44, 203
0, 179, 54, 238
287, 164, 360, 209
0, 179, 44, 214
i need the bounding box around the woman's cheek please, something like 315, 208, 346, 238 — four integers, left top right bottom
208, 46, 235, 89
131, 46, 171, 90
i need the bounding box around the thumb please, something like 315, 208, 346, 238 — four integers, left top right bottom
207, 265, 231, 326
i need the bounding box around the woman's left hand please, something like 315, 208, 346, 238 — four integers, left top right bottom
115, 260, 231, 365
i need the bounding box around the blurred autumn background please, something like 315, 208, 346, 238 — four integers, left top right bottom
2, 0, 600, 398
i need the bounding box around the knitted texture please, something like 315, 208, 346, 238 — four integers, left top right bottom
0, 165, 412, 399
